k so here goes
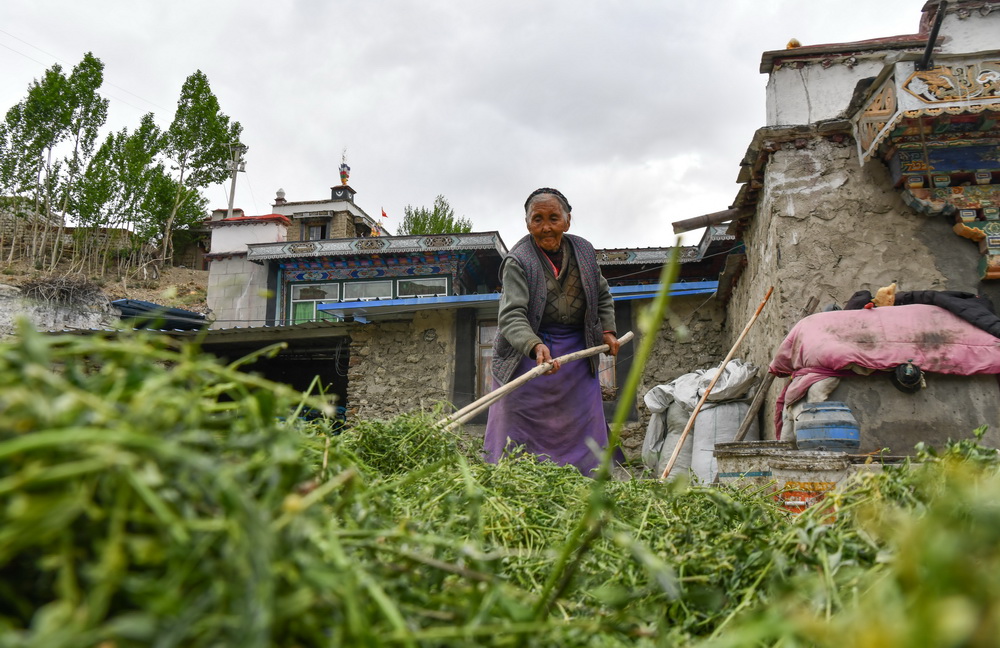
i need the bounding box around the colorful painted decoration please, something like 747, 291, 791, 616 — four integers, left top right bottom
903, 61, 1000, 103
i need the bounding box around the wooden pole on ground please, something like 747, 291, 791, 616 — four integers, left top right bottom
660, 287, 774, 480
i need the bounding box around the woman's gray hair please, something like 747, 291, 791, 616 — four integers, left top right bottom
524, 187, 572, 216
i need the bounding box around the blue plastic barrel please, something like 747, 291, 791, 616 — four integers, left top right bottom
793, 401, 860, 451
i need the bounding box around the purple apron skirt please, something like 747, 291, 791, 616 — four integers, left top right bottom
484, 325, 612, 475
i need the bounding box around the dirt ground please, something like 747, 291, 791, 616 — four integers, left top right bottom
109, 266, 209, 313
1, 260, 210, 314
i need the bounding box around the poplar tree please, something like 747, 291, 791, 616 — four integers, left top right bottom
0, 53, 107, 267
2, 60, 243, 276
395, 195, 472, 235
160, 70, 243, 266
0, 65, 70, 263
49, 53, 109, 268
73, 113, 162, 274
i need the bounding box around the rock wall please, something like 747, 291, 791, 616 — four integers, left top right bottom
632, 294, 729, 439
727, 134, 1000, 438
0, 284, 116, 339
347, 310, 457, 421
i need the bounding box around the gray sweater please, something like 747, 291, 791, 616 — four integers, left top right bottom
497, 239, 616, 357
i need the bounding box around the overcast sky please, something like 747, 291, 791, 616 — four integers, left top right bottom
2, 1, 923, 250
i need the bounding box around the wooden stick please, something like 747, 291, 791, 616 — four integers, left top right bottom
660, 287, 774, 480
438, 331, 634, 432
733, 295, 819, 442
440, 330, 632, 427
734, 374, 777, 443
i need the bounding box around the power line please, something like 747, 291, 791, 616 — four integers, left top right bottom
242, 170, 261, 216
0, 27, 167, 113
0, 40, 48, 68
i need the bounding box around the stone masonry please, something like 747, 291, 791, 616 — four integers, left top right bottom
726, 135, 998, 438
633, 294, 728, 441
347, 310, 457, 421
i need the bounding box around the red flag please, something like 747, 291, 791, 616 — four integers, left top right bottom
381, 208, 388, 219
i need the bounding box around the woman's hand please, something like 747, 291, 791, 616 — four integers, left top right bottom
603, 332, 620, 357
533, 343, 560, 373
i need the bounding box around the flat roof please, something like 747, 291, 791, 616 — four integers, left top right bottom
760, 33, 925, 73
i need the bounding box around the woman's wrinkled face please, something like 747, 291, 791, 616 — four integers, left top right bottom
526, 195, 570, 252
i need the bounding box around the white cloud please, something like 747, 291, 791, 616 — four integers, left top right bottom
1, 0, 922, 250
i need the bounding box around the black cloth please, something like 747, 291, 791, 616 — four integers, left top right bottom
843, 289, 1000, 338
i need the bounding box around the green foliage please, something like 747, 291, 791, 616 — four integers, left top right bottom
0, 325, 336, 647
2, 325, 999, 646
60, 54, 109, 187
159, 70, 243, 263
73, 115, 164, 243
1, 57, 242, 273
164, 70, 243, 190
395, 194, 472, 235
1, 65, 70, 187
0, 53, 107, 213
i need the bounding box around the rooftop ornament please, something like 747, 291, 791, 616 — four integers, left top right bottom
340, 149, 350, 186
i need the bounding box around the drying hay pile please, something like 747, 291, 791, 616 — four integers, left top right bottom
1, 324, 998, 646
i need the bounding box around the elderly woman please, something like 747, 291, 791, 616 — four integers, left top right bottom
484, 188, 620, 475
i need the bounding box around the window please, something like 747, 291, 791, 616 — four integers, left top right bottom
343, 280, 393, 301
477, 322, 497, 397
397, 277, 448, 297
290, 283, 339, 324
307, 224, 327, 240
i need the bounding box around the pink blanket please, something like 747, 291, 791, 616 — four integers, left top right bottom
769, 304, 1000, 436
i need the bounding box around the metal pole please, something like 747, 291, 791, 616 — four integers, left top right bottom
226, 144, 246, 219
916, 1, 948, 71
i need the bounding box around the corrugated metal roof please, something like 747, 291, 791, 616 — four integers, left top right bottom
318, 293, 499, 320
316, 281, 719, 320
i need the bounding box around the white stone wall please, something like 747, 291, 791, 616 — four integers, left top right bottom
211, 221, 286, 254
0, 284, 116, 339
207, 257, 270, 328
765, 57, 887, 127
272, 200, 368, 220
937, 8, 1000, 55
764, 5, 1000, 128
